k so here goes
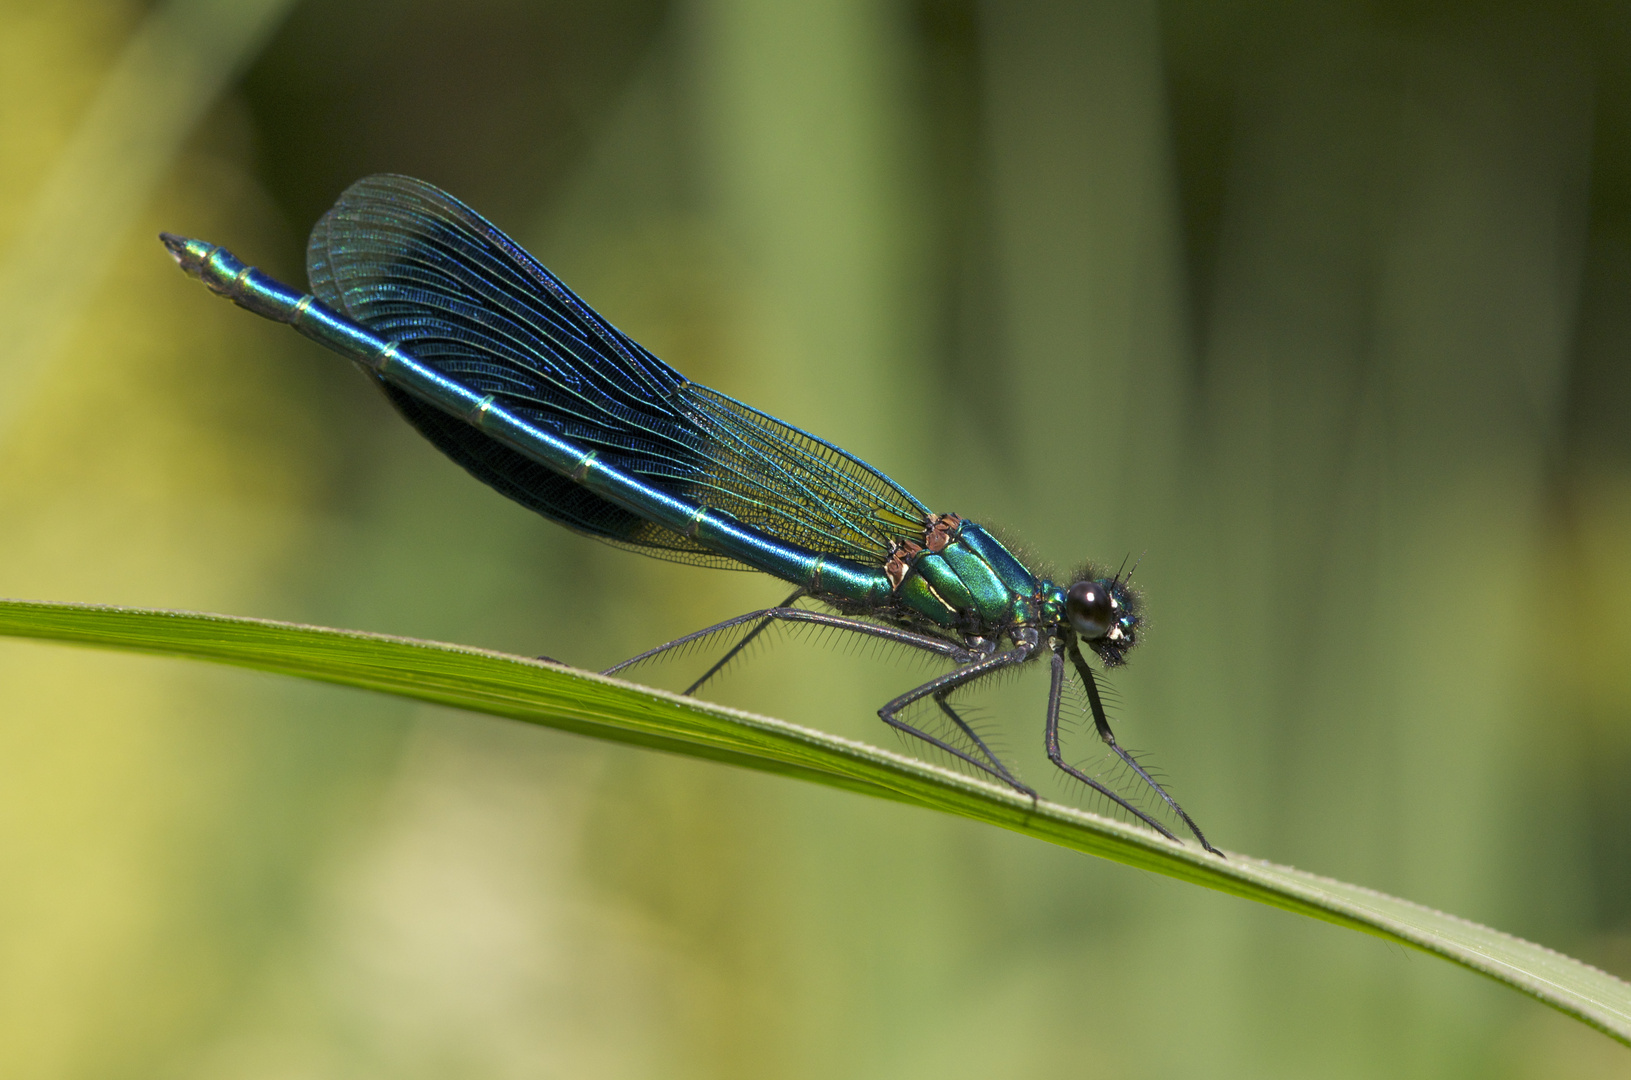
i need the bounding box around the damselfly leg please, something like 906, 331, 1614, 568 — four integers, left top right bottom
605, 610, 1034, 792
875, 642, 1037, 796
602, 606, 975, 682
1053, 639, 1218, 854
1042, 645, 1182, 843
679, 589, 806, 696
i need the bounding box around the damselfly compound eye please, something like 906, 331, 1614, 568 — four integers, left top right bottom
1066, 580, 1115, 640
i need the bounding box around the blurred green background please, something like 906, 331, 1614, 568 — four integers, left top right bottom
2, 0, 1630, 1075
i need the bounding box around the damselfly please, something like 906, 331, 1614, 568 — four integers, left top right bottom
162, 175, 1215, 854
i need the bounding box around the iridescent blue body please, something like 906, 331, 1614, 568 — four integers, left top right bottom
161, 175, 1212, 853
157, 234, 899, 610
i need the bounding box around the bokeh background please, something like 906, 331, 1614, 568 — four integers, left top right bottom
2, 0, 1630, 1075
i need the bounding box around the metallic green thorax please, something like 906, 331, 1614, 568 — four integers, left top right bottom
893, 519, 1064, 635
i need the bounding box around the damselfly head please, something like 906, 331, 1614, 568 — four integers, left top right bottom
1065, 575, 1141, 666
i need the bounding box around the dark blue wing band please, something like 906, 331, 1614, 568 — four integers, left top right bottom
305, 175, 930, 568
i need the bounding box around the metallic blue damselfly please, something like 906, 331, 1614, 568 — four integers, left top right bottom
161, 174, 1215, 854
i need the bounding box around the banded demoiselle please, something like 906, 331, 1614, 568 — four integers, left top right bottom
161, 174, 1215, 854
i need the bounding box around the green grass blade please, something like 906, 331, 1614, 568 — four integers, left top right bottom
1, 596, 1627, 1044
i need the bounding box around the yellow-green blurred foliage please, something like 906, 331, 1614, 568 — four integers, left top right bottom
3, 0, 1631, 1076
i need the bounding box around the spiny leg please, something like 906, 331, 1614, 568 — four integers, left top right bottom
608, 610, 1032, 794
1043, 646, 1180, 843
604, 607, 974, 681
932, 695, 1029, 795
683, 588, 805, 696
879, 647, 1036, 797
1066, 639, 1220, 856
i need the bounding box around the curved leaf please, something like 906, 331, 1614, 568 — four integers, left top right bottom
0, 597, 1626, 1044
